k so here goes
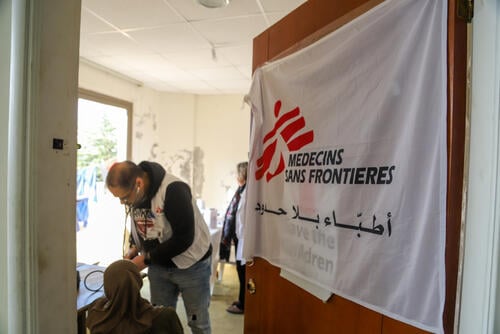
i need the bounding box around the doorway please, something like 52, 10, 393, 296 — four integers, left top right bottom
76, 89, 132, 266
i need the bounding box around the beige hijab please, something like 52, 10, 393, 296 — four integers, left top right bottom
86, 260, 163, 334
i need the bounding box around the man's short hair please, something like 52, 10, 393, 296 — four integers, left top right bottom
106, 160, 142, 189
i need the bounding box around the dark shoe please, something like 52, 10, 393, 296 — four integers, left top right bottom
226, 304, 244, 314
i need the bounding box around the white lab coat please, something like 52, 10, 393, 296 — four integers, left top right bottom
235, 187, 247, 265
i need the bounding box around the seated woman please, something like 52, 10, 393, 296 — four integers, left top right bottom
86, 259, 183, 334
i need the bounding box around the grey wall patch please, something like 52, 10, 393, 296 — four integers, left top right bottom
164, 150, 192, 185
150, 143, 159, 159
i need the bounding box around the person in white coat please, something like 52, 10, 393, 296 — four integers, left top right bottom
224, 162, 248, 314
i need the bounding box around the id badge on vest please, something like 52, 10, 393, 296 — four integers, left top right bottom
131, 208, 164, 240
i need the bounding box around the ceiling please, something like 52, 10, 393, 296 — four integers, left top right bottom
80, 0, 306, 95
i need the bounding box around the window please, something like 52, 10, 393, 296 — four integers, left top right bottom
76, 89, 132, 265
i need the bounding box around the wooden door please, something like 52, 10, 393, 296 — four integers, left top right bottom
245, 1, 466, 333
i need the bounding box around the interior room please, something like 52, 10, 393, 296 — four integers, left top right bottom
1, 0, 500, 334
75, 1, 305, 333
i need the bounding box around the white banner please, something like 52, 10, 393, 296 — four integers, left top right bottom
244, 0, 447, 332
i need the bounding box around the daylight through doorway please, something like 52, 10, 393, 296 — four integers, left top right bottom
76, 92, 131, 266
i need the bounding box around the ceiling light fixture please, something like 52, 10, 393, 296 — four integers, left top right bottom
197, 0, 230, 9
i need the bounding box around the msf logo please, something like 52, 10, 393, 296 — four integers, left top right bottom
256, 100, 314, 182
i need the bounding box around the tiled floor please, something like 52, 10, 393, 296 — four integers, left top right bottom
141, 262, 244, 334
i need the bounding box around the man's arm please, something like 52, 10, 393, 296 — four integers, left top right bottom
148, 181, 195, 266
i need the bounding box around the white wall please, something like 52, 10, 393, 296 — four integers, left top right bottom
459, 0, 500, 332
79, 63, 251, 216
194, 94, 251, 213
153, 93, 196, 183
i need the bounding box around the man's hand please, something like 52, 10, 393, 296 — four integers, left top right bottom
124, 246, 139, 260
131, 254, 147, 271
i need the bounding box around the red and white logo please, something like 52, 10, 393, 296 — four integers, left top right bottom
255, 100, 314, 182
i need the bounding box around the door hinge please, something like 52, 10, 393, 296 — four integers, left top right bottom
457, 0, 474, 23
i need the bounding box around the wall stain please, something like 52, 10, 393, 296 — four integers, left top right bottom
146, 144, 204, 199
220, 169, 236, 199
150, 143, 159, 159
163, 149, 192, 185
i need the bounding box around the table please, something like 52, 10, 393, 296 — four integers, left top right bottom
77, 263, 105, 334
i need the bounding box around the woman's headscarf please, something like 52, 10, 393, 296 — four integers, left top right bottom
86, 259, 163, 334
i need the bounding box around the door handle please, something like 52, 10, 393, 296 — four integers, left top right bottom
247, 278, 256, 294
